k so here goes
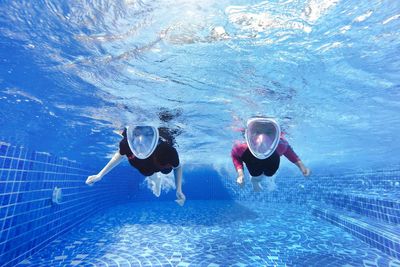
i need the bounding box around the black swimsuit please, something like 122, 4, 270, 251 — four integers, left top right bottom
241, 149, 280, 177
119, 129, 179, 176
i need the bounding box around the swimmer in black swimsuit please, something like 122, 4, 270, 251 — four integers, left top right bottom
86, 127, 186, 206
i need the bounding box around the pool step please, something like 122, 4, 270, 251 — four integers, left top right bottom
322, 192, 400, 224
312, 205, 400, 260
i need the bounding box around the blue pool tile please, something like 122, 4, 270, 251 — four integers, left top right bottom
0, 145, 9, 156
3, 158, 11, 169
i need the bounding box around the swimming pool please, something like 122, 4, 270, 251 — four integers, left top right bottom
1, 145, 399, 266
15, 201, 400, 266
1, 0, 400, 266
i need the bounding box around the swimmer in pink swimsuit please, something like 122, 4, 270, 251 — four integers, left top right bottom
231, 117, 310, 192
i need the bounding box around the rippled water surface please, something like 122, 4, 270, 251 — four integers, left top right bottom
0, 0, 399, 171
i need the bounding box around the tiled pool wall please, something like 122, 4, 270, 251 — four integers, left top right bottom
222, 167, 400, 260
308, 170, 400, 260
0, 143, 137, 267
222, 166, 400, 218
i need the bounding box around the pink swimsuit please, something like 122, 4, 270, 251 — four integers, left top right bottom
231, 136, 300, 171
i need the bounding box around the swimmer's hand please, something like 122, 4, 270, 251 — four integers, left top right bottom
295, 161, 311, 178
86, 174, 102, 186
236, 169, 245, 188
236, 174, 245, 188
302, 168, 311, 177
175, 191, 186, 206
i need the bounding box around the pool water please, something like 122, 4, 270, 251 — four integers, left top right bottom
18, 201, 400, 267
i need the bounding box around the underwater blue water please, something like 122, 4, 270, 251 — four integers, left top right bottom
1, 0, 400, 266
0, 0, 399, 172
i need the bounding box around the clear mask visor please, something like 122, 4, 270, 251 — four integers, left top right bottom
126, 126, 159, 159
245, 117, 281, 159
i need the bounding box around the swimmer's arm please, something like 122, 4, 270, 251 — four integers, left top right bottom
173, 164, 186, 206
98, 151, 124, 177
282, 144, 310, 177
231, 146, 245, 186
86, 151, 124, 185
173, 164, 183, 193
231, 145, 245, 172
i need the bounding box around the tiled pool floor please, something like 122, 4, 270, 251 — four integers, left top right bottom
18, 201, 400, 267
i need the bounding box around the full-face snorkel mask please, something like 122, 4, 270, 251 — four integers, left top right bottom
126, 126, 159, 159
245, 117, 281, 159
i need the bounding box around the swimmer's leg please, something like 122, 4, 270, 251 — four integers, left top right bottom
251, 175, 263, 192
113, 129, 124, 137
265, 175, 276, 192
147, 174, 162, 197
153, 173, 162, 197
